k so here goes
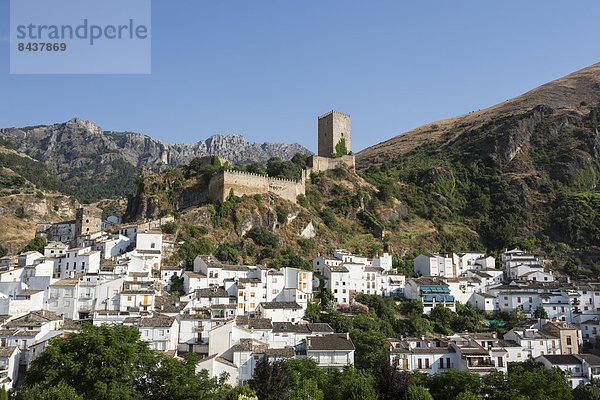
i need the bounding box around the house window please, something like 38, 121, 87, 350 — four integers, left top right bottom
418, 359, 422, 369
250, 303, 255, 308
567, 337, 572, 346
127, 296, 132, 301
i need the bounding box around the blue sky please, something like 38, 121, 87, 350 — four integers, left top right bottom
1, 0, 599, 153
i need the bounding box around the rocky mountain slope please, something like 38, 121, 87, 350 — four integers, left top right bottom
128, 161, 420, 268
355, 62, 600, 257
0, 118, 311, 202
357, 62, 600, 167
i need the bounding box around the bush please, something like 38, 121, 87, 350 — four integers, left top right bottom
276, 206, 289, 224
247, 226, 279, 248
297, 238, 315, 255
20, 236, 47, 254
162, 221, 178, 235
320, 208, 337, 228
215, 242, 243, 264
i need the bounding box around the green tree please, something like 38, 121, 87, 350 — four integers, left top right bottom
304, 302, 322, 323
564, 259, 580, 279
249, 359, 291, 400
377, 360, 411, 400
326, 367, 377, 400
404, 384, 433, 400
534, 305, 549, 319
17, 381, 83, 400
573, 384, 600, 400
246, 226, 279, 248
0, 385, 7, 400
454, 391, 479, 400
282, 379, 323, 400
424, 369, 481, 400
169, 274, 184, 296
246, 162, 266, 176
18, 324, 227, 400
215, 242, 243, 264
20, 236, 47, 254
318, 289, 336, 310
429, 305, 454, 334
320, 208, 337, 228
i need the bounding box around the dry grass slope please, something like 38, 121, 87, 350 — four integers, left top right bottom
357, 62, 600, 167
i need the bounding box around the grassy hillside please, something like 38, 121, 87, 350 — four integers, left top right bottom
127, 155, 479, 271
357, 62, 600, 166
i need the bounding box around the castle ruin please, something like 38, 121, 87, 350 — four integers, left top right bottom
208, 110, 355, 204
208, 169, 306, 204
307, 110, 356, 172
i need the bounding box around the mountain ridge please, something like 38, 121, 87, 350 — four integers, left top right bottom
0, 118, 312, 202
357, 62, 600, 167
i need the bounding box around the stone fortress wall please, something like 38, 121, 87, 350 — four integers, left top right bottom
307, 154, 355, 173
208, 169, 306, 204
208, 110, 353, 204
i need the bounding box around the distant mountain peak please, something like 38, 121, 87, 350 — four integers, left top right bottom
357, 62, 600, 167
65, 118, 103, 135
0, 119, 312, 200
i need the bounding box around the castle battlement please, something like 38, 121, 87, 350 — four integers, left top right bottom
208, 169, 306, 204
318, 110, 351, 119
221, 168, 303, 184
206, 109, 351, 204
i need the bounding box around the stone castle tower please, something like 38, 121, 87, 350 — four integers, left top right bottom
75, 206, 102, 238
318, 110, 351, 157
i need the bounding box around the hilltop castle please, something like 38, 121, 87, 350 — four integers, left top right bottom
208, 111, 356, 204
307, 110, 356, 172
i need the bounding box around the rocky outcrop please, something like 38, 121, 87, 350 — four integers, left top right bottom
0, 118, 312, 201
0, 118, 312, 173
0, 193, 76, 254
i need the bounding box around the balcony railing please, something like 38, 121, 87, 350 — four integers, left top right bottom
467, 360, 495, 368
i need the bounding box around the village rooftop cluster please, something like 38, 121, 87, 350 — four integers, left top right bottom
0, 205, 598, 389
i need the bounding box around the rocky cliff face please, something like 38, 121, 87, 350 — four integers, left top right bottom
1, 118, 311, 170
0, 118, 312, 201
0, 193, 76, 254
357, 62, 600, 168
